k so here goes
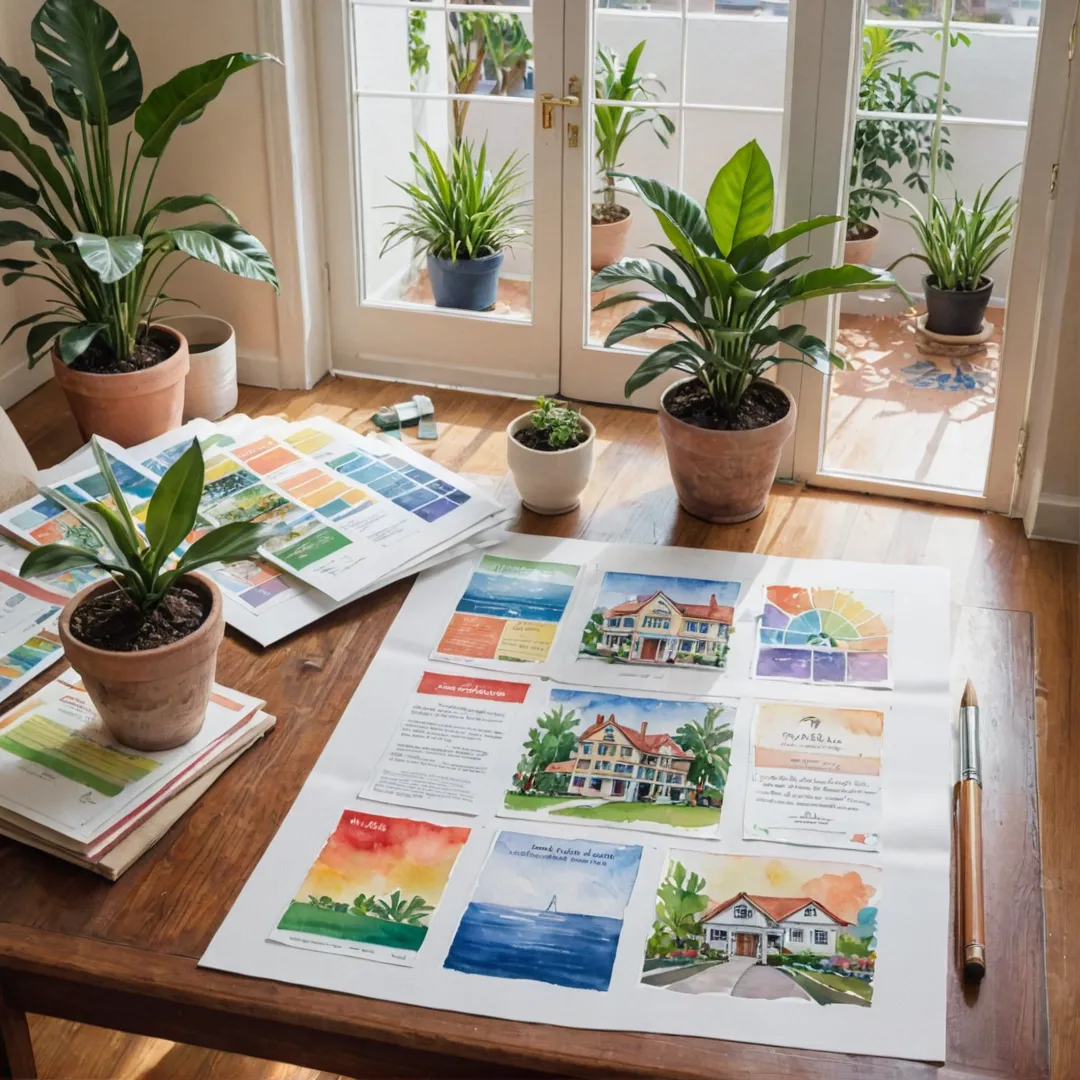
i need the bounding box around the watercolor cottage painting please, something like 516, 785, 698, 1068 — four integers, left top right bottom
756, 586, 893, 686
641, 852, 880, 1005
501, 688, 735, 833
435, 556, 580, 664
271, 811, 470, 966
579, 572, 740, 671
444, 831, 642, 991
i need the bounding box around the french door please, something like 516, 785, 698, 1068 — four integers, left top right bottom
317, 0, 1062, 512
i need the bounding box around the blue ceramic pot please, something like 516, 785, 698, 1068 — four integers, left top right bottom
427, 251, 503, 311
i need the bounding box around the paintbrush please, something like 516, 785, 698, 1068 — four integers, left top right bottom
958, 679, 985, 982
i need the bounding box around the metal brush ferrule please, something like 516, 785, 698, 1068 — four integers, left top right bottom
960, 705, 982, 784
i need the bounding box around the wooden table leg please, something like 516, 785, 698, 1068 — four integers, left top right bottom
0, 988, 35, 1080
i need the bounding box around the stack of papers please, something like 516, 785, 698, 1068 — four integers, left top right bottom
0, 669, 273, 879
0, 413, 512, 651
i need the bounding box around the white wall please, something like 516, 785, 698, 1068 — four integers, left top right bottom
0, 0, 322, 406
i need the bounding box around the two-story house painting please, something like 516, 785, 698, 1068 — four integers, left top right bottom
550, 713, 694, 803
596, 589, 735, 667
699, 892, 851, 962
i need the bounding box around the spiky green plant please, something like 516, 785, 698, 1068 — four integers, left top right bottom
20, 438, 281, 612
381, 136, 529, 264
889, 168, 1018, 291
592, 140, 896, 421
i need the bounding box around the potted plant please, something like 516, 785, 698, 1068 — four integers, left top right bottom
592, 42, 674, 271
0, 0, 279, 447
20, 438, 280, 750
846, 25, 965, 264
592, 140, 895, 524
381, 136, 529, 313
890, 169, 1017, 336
506, 397, 595, 515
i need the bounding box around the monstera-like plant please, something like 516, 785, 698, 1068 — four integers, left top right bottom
592, 140, 895, 524
0, 0, 279, 444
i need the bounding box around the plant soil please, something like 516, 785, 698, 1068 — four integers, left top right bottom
666, 380, 790, 432
514, 427, 589, 452
70, 585, 209, 652
591, 203, 630, 226
68, 326, 180, 375
846, 221, 878, 242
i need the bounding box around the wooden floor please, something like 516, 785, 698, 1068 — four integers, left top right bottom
7, 374, 1078, 1080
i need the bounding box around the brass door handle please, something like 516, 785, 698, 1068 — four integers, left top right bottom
540, 92, 580, 129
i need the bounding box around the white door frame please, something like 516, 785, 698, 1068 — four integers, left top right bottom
314, 0, 566, 397
788, 0, 1075, 513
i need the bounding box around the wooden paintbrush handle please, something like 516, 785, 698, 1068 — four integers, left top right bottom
959, 778, 986, 981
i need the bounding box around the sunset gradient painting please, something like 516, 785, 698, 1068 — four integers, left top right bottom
271, 811, 471, 966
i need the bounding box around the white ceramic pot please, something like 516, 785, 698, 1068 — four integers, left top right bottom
505, 413, 596, 515
161, 314, 237, 421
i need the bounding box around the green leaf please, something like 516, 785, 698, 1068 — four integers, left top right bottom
785, 263, 895, 302
0, 220, 43, 247
26, 320, 73, 366
57, 321, 105, 363
143, 193, 239, 225
90, 437, 142, 550
763, 215, 843, 256
705, 139, 774, 256
624, 342, 702, 398
72, 231, 144, 284
144, 439, 204, 576
1, 309, 51, 347
604, 302, 686, 347
0, 59, 70, 153
165, 222, 279, 291
0, 112, 75, 220
0, 257, 37, 272
135, 53, 278, 158
176, 520, 286, 574
614, 173, 717, 260
20, 542, 106, 579
39, 485, 125, 565
31, 0, 143, 125
0, 170, 39, 204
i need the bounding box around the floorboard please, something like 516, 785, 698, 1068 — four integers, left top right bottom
6, 374, 1076, 1080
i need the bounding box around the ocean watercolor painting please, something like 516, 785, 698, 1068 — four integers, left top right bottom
270, 811, 470, 966
444, 830, 642, 991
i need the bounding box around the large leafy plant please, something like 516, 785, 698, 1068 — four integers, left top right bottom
593, 42, 674, 213
848, 26, 967, 239
890, 169, 1017, 291
21, 438, 280, 613
592, 140, 896, 422
0, 0, 279, 370
381, 136, 528, 263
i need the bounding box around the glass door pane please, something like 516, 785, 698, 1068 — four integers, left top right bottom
560, 0, 796, 408
819, 1, 1042, 497
321, 0, 565, 396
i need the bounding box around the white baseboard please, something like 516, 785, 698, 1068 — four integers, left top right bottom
1029, 493, 1080, 544
236, 351, 282, 390
332, 353, 554, 398
0, 354, 52, 410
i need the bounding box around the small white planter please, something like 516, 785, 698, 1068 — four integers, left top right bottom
506, 413, 596, 515
161, 314, 237, 421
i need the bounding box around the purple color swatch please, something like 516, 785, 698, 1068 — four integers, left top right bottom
755, 647, 812, 680
848, 651, 889, 683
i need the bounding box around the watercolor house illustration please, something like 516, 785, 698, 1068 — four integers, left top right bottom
699, 892, 851, 963
549, 714, 694, 803
596, 590, 734, 666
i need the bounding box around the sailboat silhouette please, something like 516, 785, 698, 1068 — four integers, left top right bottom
544, 895, 558, 913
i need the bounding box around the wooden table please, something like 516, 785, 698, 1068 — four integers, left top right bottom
0, 530, 1048, 1079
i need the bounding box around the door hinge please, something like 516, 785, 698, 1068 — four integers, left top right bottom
324, 262, 331, 294
1050, 163, 1059, 198
1069, 5, 1078, 61
1016, 426, 1028, 476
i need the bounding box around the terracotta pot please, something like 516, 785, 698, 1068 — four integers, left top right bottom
58, 573, 225, 751
657, 379, 796, 524
506, 413, 596, 515
843, 224, 879, 266
51, 324, 190, 448
591, 208, 633, 271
